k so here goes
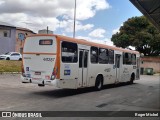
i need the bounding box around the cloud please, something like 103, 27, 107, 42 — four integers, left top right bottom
59, 20, 94, 32
0, 13, 60, 32
112, 28, 120, 34
112, 23, 123, 34
75, 0, 110, 20
0, 0, 72, 17
0, 0, 111, 34
77, 36, 114, 46
89, 28, 106, 38
0, 0, 110, 20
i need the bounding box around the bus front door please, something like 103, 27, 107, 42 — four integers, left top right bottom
115, 54, 121, 82
78, 50, 88, 87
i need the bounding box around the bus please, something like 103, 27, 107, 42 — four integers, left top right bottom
21, 34, 140, 90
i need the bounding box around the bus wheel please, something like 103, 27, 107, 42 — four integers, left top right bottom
130, 74, 135, 84
95, 75, 103, 91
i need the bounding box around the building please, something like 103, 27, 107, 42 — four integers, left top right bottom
0, 21, 35, 54
141, 57, 160, 74
0, 21, 16, 54
38, 29, 53, 34
16, 27, 35, 53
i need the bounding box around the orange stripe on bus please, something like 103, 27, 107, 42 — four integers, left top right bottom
56, 37, 61, 79
26, 34, 139, 54
26, 34, 139, 55
23, 52, 56, 55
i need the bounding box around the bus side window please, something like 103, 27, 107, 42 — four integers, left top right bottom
108, 49, 114, 64
90, 47, 98, 63
99, 48, 108, 64
123, 53, 132, 65
128, 53, 132, 65
123, 53, 126, 64
61, 41, 78, 63
132, 54, 136, 65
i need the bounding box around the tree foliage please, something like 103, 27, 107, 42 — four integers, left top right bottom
111, 16, 160, 56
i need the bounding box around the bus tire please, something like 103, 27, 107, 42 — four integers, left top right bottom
95, 75, 103, 91
130, 73, 135, 84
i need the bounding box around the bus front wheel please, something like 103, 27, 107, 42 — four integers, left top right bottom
95, 75, 103, 91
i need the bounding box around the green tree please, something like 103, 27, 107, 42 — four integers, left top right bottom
111, 16, 160, 56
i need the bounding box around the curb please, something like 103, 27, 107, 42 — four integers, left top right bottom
154, 74, 160, 76
0, 72, 22, 74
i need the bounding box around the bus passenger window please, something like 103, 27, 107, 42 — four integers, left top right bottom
128, 53, 132, 64
108, 50, 114, 64
61, 41, 78, 63
79, 51, 83, 68
84, 52, 88, 68
90, 47, 98, 63
123, 53, 132, 65
99, 48, 108, 64
123, 53, 126, 64
132, 54, 136, 65
123, 53, 128, 64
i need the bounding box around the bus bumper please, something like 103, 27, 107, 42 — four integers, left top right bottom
24, 77, 60, 88
44, 79, 59, 88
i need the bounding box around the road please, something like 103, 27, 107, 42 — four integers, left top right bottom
0, 74, 159, 120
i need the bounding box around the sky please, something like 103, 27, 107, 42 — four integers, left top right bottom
0, 0, 142, 46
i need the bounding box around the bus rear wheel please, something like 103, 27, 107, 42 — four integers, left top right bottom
130, 74, 135, 84
95, 75, 103, 91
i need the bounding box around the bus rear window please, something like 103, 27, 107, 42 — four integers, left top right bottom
39, 39, 53, 45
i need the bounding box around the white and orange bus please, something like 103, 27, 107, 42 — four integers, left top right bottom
21, 34, 140, 90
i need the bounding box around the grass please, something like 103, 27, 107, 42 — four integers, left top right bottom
0, 60, 22, 72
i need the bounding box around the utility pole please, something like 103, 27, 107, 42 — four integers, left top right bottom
47, 26, 48, 34
73, 0, 77, 38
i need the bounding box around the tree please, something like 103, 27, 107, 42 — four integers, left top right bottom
111, 16, 160, 56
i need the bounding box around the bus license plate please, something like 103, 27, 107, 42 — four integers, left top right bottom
35, 72, 41, 75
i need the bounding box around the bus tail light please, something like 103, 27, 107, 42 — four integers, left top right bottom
51, 67, 58, 80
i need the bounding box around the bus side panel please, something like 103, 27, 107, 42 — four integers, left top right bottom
121, 65, 131, 82
106, 64, 116, 84
87, 64, 97, 87
59, 63, 78, 89
59, 41, 78, 89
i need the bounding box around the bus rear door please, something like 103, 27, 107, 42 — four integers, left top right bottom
115, 54, 121, 82
78, 49, 89, 87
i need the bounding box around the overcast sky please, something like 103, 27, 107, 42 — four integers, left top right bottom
0, 0, 142, 46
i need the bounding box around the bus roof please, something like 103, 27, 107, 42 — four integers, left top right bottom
27, 34, 139, 54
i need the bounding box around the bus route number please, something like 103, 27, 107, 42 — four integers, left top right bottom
43, 58, 55, 62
